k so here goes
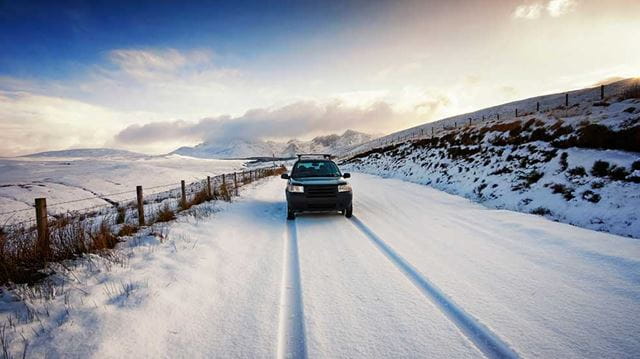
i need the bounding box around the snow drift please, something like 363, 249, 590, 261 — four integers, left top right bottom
343, 79, 640, 238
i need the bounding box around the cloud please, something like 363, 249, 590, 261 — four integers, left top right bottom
0, 91, 130, 156
546, 0, 577, 17
513, 3, 544, 19
513, 0, 578, 19
114, 99, 447, 146
106, 48, 216, 81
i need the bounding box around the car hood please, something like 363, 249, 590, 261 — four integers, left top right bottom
290, 177, 347, 186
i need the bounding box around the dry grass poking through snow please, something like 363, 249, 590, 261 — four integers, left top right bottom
0, 166, 287, 286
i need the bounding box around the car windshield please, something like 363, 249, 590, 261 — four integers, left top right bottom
291, 160, 341, 178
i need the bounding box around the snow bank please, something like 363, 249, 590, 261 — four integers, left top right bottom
344, 96, 640, 238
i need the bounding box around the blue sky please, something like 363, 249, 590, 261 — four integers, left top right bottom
0, 0, 638, 155
0, 0, 384, 78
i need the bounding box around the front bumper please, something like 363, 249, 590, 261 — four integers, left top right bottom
286, 190, 352, 212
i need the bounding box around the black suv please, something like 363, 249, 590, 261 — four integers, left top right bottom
281, 154, 353, 220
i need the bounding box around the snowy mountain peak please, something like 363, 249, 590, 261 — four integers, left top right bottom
172, 130, 375, 159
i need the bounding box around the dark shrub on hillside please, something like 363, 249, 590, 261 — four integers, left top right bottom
474, 183, 488, 197
582, 190, 601, 203
551, 125, 573, 138
530, 207, 551, 216
591, 160, 611, 177
460, 131, 481, 146
515, 170, 544, 190
523, 118, 536, 131
529, 128, 550, 142
621, 84, 640, 100
484, 121, 522, 134
447, 146, 481, 160
567, 166, 587, 177
490, 166, 512, 175
559, 152, 569, 171
550, 183, 575, 200
551, 183, 566, 193
632, 160, 640, 171
554, 125, 640, 153
609, 165, 630, 181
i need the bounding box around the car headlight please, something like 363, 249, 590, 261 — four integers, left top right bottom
338, 184, 352, 192
287, 184, 304, 193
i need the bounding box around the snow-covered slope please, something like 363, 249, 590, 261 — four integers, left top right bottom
343, 81, 640, 238
24, 148, 147, 159
173, 129, 374, 159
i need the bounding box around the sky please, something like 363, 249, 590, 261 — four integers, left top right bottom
0, 0, 639, 156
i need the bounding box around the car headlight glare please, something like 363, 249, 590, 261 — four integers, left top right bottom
287, 184, 304, 193
338, 184, 352, 192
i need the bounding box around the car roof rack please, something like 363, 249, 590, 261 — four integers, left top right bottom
297, 153, 333, 160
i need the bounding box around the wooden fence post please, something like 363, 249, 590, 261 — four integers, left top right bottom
207, 176, 212, 197
497, 113, 500, 121
515, 108, 518, 117
234, 172, 238, 196
180, 180, 187, 206
536, 102, 540, 112
468, 118, 472, 126
600, 84, 604, 100
565, 93, 569, 107
222, 173, 226, 190
35, 198, 49, 261
136, 185, 145, 226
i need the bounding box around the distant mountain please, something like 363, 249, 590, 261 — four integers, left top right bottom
172, 130, 375, 159
24, 148, 147, 159
172, 139, 284, 159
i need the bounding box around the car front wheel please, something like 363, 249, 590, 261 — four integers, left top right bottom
345, 205, 353, 218
287, 205, 295, 220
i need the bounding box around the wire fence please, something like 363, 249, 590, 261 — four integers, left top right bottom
0, 168, 267, 227
338, 80, 638, 161
0, 165, 287, 284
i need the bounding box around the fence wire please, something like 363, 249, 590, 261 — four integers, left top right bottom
339, 81, 636, 160
0, 167, 280, 228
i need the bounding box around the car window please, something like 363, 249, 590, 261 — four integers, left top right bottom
292, 161, 341, 178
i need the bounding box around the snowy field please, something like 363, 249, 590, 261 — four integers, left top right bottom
2, 174, 638, 358
0, 154, 249, 224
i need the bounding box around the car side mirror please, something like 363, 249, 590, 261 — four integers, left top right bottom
343, 173, 351, 178
281, 173, 290, 179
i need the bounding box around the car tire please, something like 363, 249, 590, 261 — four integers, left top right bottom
287, 206, 295, 220
345, 205, 353, 218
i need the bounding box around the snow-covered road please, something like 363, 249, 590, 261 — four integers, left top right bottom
12, 174, 640, 358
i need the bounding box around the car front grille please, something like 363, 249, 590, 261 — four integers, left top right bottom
308, 203, 337, 210
305, 185, 338, 198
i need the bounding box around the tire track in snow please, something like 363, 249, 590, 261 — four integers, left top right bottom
276, 220, 308, 359
350, 216, 520, 359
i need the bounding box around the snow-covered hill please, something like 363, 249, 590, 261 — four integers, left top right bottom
172, 129, 374, 159
343, 79, 640, 238
24, 148, 147, 159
